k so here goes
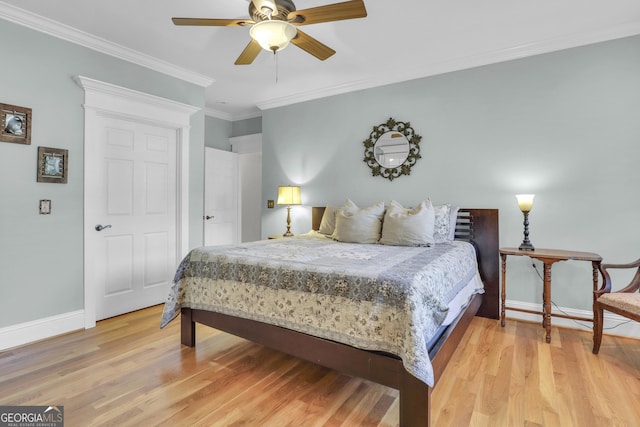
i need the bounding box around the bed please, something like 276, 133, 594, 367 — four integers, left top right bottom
161, 207, 499, 426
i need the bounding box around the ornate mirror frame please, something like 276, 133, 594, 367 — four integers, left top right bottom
363, 118, 422, 181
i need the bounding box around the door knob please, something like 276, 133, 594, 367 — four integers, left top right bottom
95, 224, 112, 231
204, 215, 214, 220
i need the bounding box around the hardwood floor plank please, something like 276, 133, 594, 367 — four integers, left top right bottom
1, 305, 638, 426
367, 393, 396, 427
506, 326, 526, 426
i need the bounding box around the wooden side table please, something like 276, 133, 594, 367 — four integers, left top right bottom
499, 247, 602, 343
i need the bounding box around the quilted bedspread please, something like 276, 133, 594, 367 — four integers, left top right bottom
160, 233, 482, 387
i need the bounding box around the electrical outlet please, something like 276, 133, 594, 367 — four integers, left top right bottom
39, 199, 51, 214
267, 199, 274, 208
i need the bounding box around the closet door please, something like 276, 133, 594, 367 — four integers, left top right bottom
77, 75, 196, 328
88, 116, 177, 321
230, 133, 262, 242
204, 147, 240, 246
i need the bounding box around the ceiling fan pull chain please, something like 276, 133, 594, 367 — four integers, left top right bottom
274, 50, 279, 84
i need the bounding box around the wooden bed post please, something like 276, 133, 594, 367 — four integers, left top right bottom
181, 307, 195, 347
457, 208, 500, 319
400, 371, 431, 426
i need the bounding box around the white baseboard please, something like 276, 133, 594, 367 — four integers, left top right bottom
504, 299, 640, 340
0, 310, 85, 351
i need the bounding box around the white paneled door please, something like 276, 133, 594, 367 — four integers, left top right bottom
87, 116, 177, 321
204, 147, 240, 246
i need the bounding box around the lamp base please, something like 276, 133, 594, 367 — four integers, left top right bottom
282, 205, 294, 237
518, 242, 535, 251
519, 210, 534, 251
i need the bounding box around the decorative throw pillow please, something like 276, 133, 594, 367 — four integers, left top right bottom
318, 205, 338, 235
331, 199, 385, 244
433, 204, 451, 243
379, 199, 435, 246
448, 206, 460, 240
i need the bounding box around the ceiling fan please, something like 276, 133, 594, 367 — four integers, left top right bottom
172, 0, 367, 65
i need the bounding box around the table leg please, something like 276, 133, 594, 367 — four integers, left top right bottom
501, 253, 507, 327
543, 262, 552, 343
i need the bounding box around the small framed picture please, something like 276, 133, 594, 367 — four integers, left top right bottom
37, 146, 68, 183
0, 103, 32, 145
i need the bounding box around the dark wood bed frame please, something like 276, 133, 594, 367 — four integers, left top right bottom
180, 208, 499, 426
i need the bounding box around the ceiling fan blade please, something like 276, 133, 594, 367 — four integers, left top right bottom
291, 30, 336, 61
288, 0, 367, 25
172, 17, 254, 27
235, 39, 263, 65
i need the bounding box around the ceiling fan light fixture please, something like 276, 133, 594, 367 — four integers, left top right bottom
249, 20, 297, 53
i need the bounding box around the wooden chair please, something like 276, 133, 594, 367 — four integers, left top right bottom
593, 258, 640, 354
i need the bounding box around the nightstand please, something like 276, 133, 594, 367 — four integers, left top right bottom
499, 247, 602, 343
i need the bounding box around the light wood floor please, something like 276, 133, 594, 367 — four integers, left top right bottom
1, 305, 639, 426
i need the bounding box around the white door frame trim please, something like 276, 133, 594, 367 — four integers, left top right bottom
75, 75, 199, 329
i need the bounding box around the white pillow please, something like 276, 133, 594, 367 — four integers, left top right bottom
318, 205, 338, 235
331, 200, 385, 244
433, 204, 451, 243
433, 204, 460, 243
448, 206, 460, 240
379, 200, 435, 246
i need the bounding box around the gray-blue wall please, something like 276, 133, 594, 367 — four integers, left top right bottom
261, 35, 640, 313
232, 116, 262, 137
205, 116, 232, 150
204, 115, 261, 150
0, 20, 206, 328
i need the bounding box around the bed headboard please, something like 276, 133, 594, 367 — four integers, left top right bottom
311, 206, 499, 320
311, 206, 327, 232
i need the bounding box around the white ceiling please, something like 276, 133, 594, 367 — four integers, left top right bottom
2, 0, 640, 120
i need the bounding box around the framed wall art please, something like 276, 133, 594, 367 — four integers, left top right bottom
37, 146, 68, 183
1, 103, 32, 145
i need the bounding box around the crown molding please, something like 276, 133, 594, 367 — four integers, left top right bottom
257, 21, 640, 111
0, 2, 214, 88
205, 107, 262, 122
229, 109, 263, 121
204, 108, 233, 121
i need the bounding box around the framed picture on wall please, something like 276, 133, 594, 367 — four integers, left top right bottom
0, 103, 32, 145
37, 146, 68, 183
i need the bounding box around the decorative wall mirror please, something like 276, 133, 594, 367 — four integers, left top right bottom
363, 118, 422, 181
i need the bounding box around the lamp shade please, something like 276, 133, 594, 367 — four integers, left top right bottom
249, 20, 297, 52
515, 194, 535, 212
277, 185, 301, 205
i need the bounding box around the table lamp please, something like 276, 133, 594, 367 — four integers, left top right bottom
516, 194, 535, 251
277, 185, 301, 237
